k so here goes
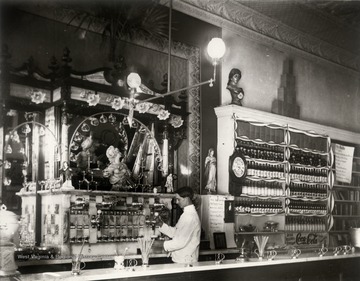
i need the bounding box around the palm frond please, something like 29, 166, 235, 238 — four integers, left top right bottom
68, 0, 170, 61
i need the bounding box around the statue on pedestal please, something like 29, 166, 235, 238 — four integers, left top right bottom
204, 148, 217, 194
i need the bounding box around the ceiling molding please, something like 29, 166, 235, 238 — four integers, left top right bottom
171, 0, 360, 75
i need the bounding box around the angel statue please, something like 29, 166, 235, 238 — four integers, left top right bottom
204, 148, 217, 194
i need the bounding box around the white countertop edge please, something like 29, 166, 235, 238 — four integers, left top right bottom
20, 252, 360, 281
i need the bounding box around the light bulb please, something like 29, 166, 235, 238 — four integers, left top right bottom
127, 72, 142, 88
207, 38, 226, 61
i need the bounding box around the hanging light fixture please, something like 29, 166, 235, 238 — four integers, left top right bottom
126, 37, 226, 104
120, 0, 226, 137
124, 0, 225, 105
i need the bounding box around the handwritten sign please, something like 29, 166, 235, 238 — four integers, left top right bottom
201, 195, 236, 249
208, 195, 225, 233
334, 144, 354, 183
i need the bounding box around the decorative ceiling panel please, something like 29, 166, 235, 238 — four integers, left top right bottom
236, 0, 360, 56
175, 0, 360, 73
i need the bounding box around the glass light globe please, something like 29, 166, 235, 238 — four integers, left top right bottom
207, 38, 226, 60
127, 72, 142, 88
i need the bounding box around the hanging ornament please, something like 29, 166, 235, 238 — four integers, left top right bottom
108, 114, 116, 123
81, 123, 90, 132
90, 117, 99, 126
39, 126, 46, 136
100, 114, 108, 123
5, 145, 12, 154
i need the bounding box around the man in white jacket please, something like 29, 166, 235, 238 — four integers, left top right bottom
158, 186, 201, 264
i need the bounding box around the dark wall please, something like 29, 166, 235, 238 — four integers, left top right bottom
172, 11, 222, 192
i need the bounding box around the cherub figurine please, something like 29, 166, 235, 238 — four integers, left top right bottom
103, 145, 132, 191
165, 173, 174, 193
226, 68, 244, 106
76, 134, 96, 170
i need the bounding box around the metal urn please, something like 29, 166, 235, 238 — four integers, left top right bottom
0, 204, 20, 277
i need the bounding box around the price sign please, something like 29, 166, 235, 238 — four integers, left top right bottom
334, 144, 354, 183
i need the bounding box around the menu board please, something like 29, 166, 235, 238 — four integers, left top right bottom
334, 144, 354, 183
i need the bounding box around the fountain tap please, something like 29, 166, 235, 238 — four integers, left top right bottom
91, 210, 102, 230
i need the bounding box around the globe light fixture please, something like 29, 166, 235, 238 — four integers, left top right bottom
127, 72, 142, 89
207, 37, 226, 64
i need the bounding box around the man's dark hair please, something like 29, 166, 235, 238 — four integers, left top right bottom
176, 186, 194, 200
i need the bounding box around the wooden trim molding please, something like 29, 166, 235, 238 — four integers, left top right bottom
215, 105, 360, 145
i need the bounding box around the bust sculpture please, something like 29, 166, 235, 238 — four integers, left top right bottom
226, 68, 244, 106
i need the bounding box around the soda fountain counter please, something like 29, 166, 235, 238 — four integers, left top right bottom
16, 189, 176, 258
16, 250, 360, 281
12, 188, 360, 281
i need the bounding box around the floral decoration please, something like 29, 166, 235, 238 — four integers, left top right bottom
157, 109, 170, 120
151, 104, 161, 112
106, 95, 113, 103
169, 115, 184, 128
6, 109, 17, 116
30, 89, 46, 104
136, 102, 151, 113
4, 160, 11, 169
87, 92, 100, 106
3, 177, 11, 186
21, 124, 31, 134
111, 97, 125, 110
80, 90, 88, 98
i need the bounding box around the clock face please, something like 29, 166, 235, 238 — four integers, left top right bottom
229, 148, 247, 184
232, 156, 245, 178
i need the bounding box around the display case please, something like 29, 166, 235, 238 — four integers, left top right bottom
212, 105, 356, 255
229, 118, 332, 250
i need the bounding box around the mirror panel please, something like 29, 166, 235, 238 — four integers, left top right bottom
4, 121, 60, 190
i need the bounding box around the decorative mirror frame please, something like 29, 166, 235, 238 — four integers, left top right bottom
68, 112, 164, 190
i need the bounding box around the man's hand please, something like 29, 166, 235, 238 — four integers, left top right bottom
154, 212, 164, 227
